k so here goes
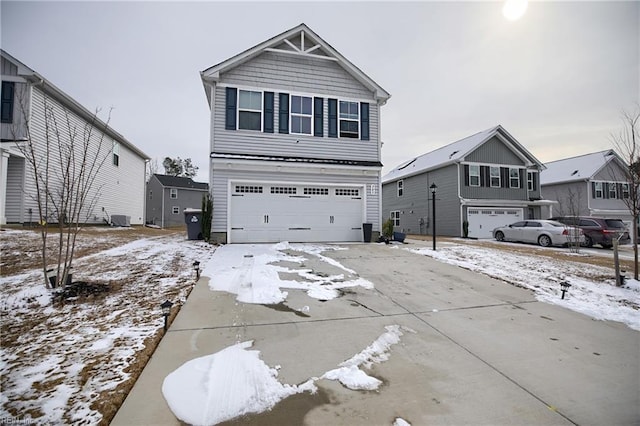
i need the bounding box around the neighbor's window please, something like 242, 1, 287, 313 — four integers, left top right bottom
469, 165, 480, 186
238, 90, 262, 131
170, 188, 178, 199
397, 180, 404, 197
149, 190, 152, 200
172, 206, 180, 214
391, 211, 400, 226
594, 182, 603, 198
609, 182, 617, 199
1, 81, 15, 123
339, 100, 359, 138
509, 168, 520, 188
490, 166, 500, 187
291, 95, 312, 135
112, 142, 120, 166
622, 183, 630, 198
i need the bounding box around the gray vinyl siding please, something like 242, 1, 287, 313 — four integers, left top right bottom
593, 160, 628, 182
21, 86, 146, 225
145, 177, 163, 226
162, 187, 206, 228
5, 155, 25, 222
382, 164, 461, 236
211, 163, 380, 241
1, 82, 29, 141
541, 182, 590, 217
528, 170, 542, 199
212, 85, 379, 162
465, 137, 526, 165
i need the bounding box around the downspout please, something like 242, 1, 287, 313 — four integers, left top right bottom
143, 159, 149, 225
586, 179, 592, 215
161, 186, 165, 229
377, 100, 383, 234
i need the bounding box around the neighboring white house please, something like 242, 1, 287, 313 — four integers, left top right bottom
0, 50, 150, 225
200, 23, 390, 243
541, 149, 632, 223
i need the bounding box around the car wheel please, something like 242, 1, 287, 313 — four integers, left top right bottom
538, 234, 552, 247
495, 231, 505, 242
584, 236, 593, 248
601, 243, 612, 249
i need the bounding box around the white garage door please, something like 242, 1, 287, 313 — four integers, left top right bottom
467, 208, 523, 239
229, 182, 365, 243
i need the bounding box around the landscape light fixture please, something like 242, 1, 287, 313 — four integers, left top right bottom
161, 300, 173, 331
430, 183, 437, 251
193, 260, 201, 280
560, 281, 571, 299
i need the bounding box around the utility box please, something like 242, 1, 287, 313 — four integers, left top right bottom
111, 215, 131, 227
184, 208, 203, 240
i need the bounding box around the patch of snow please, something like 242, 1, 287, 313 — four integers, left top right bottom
394, 418, 411, 426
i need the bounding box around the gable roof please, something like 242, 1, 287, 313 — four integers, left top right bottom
0, 49, 150, 160
382, 125, 544, 183
153, 174, 208, 190
540, 149, 627, 186
200, 23, 390, 105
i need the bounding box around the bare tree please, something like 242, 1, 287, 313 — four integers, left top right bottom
554, 188, 583, 253
146, 158, 159, 181
12, 89, 113, 289
611, 106, 640, 279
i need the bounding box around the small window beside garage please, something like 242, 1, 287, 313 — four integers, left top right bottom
391, 211, 400, 226
336, 188, 359, 196
235, 185, 263, 193
303, 187, 328, 195
271, 186, 297, 194
172, 206, 180, 214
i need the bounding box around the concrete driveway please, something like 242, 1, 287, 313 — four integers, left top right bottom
112, 240, 639, 426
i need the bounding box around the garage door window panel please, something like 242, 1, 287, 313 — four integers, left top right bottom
235, 185, 263, 193
304, 187, 329, 195
271, 187, 297, 194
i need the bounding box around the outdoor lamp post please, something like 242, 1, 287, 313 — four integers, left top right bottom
161, 300, 173, 331
193, 260, 201, 280
430, 183, 437, 250
560, 281, 571, 299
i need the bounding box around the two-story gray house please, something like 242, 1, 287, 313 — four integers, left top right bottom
200, 23, 390, 243
382, 125, 549, 239
541, 150, 632, 224
0, 50, 149, 225
146, 174, 209, 228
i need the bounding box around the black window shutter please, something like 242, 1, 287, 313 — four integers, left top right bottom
360, 102, 369, 140
533, 172, 538, 191
314, 97, 323, 137
501, 167, 508, 188
328, 98, 337, 138
225, 87, 237, 130
591, 182, 596, 197
617, 183, 623, 199
519, 169, 525, 188
464, 165, 470, 186
278, 93, 289, 134
480, 166, 486, 187
263, 92, 274, 133
604, 182, 610, 199
1, 81, 15, 123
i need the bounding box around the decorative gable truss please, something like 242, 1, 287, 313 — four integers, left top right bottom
224, 87, 370, 140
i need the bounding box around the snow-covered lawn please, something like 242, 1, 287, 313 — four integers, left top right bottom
0, 227, 215, 425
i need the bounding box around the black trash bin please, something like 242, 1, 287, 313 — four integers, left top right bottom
362, 223, 373, 243
184, 208, 203, 240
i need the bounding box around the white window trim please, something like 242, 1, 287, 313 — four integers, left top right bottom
390, 210, 400, 226
609, 182, 617, 199
469, 165, 480, 187
622, 183, 630, 198
527, 171, 535, 191
112, 142, 120, 167
172, 206, 180, 214
490, 166, 500, 188
338, 99, 360, 139
170, 188, 178, 199
397, 180, 404, 197
594, 181, 603, 198
237, 89, 263, 132
290, 94, 313, 136
509, 168, 520, 188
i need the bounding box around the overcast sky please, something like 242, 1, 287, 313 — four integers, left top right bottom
2, 1, 638, 180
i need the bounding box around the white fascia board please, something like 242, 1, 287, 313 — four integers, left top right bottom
212, 157, 381, 175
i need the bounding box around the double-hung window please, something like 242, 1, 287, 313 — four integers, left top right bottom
509, 168, 520, 188
170, 188, 178, 199
291, 95, 312, 135
391, 211, 400, 226
490, 166, 500, 187
397, 180, 404, 197
594, 181, 603, 198
339, 101, 359, 138
622, 183, 630, 198
112, 142, 120, 166
609, 182, 617, 199
469, 165, 480, 186
238, 90, 262, 131
527, 172, 535, 191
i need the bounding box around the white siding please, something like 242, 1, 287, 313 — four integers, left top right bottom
5, 155, 25, 222
21, 86, 146, 225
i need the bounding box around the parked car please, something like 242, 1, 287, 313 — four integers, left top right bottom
492, 220, 585, 247
549, 216, 631, 248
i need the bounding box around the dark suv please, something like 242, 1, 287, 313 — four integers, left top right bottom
549, 216, 631, 248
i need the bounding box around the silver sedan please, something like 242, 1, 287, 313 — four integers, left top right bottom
493, 220, 585, 247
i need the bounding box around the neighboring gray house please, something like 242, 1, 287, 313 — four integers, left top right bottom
146, 174, 209, 228
382, 125, 550, 239
541, 150, 632, 224
0, 50, 149, 225
200, 23, 390, 243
